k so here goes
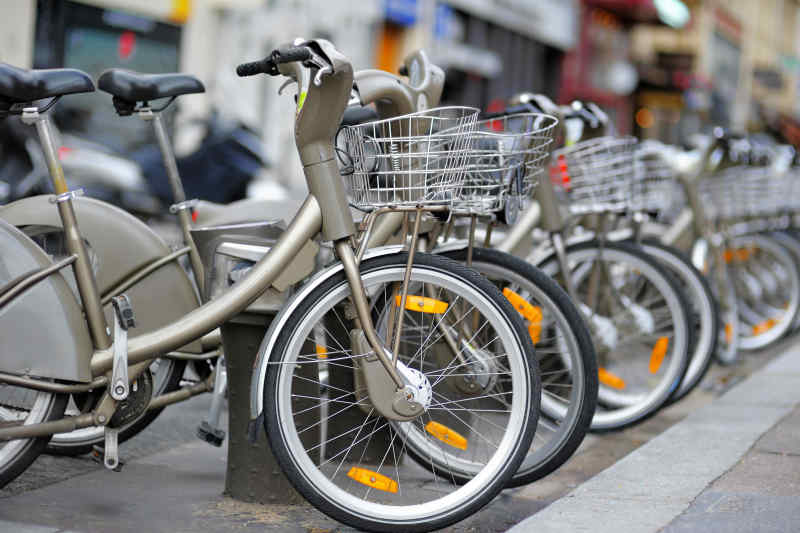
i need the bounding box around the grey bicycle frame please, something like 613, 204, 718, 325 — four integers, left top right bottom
0, 38, 413, 441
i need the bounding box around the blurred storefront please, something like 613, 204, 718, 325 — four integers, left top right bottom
560, 0, 689, 136
631, 0, 800, 145
372, 0, 579, 109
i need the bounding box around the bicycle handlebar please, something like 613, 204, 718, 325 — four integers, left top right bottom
236, 46, 313, 77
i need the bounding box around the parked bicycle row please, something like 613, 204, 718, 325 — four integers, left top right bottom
0, 38, 798, 532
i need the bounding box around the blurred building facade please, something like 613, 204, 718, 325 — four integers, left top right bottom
631, 0, 800, 144
3, 0, 800, 185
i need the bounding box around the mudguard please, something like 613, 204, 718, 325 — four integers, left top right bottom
0, 219, 93, 381
0, 196, 203, 352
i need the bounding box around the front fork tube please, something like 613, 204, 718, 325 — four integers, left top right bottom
334, 240, 405, 389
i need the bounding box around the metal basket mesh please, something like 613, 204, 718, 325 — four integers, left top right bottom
632, 146, 681, 213
698, 166, 789, 221
337, 106, 479, 209
452, 113, 558, 216
550, 136, 638, 215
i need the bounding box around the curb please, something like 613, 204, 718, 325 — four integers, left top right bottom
507, 345, 800, 533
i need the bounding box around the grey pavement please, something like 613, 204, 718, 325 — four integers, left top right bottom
0, 339, 795, 532
508, 342, 800, 533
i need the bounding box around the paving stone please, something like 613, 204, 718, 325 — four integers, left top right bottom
755, 406, 800, 455
664, 492, 800, 533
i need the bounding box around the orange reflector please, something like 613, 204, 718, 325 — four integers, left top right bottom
753, 318, 777, 335
315, 344, 328, 359
425, 421, 468, 450
347, 467, 398, 493
649, 336, 669, 374
598, 367, 626, 390
724, 323, 733, 344
736, 248, 751, 261
503, 288, 543, 345
528, 322, 542, 345
723, 249, 735, 263
503, 289, 544, 340
395, 294, 448, 314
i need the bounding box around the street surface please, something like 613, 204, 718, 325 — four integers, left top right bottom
0, 336, 794, 532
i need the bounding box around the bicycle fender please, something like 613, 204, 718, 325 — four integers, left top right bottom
0, 219, 93, 381
0, 196, 203, 352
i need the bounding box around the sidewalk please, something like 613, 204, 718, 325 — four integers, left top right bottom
509, 344, 800, 533
0, 343, 797, 533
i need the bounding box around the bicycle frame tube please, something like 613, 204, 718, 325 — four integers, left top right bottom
27, 110, 112, 350
147, 110, 206, 295
90, 193, 323, 374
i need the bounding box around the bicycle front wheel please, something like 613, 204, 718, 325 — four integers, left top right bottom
263, 252, 539, 532
441, 247, 597, 487
538, 240, 691, 431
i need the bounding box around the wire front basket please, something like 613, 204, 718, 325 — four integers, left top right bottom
337, 106, 479, 210
452, 113, 558, 216
699, 166, 791, 222
550, 136, 637, 215
632, 145, 680, 213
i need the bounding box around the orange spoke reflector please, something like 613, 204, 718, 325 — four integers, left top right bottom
736, 248, 751, 261
753, 318, 777, 335
598, 367, 626, 390
723, 249, 735, 263
725, 323, 734, 344
347, 467, 398, 493
425, 421, 468, 450
502, 288, 543, 345
395, 294, 448, 314
649, 336, 669, 374
528, 322, 542, 345
315, 344, 327, 359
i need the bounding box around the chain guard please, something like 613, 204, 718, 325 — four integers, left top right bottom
110, 369, 153, 428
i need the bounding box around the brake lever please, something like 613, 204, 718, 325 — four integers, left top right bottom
278, 78, 296, 95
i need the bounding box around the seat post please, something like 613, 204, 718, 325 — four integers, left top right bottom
21, 107, 112, 350
141, 108, 205, 294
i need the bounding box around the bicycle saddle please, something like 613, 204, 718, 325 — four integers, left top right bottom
0, 63, 94, 103
97, 70, 205, 102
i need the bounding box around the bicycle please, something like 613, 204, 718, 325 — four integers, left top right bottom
336, 89, 599, 486
0, 39, 542, 532
490, 95, 694, 430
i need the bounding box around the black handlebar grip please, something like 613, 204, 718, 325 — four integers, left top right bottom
236, 58, 271, 77
273, 46, 312, 65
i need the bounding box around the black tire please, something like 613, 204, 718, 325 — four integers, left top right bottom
264, 252, 540, 532
441, 247, 597, 486
45, 358, 187, 456
537, 239, 692, 431
638, 240, 718, 404
0, 390, 68, 487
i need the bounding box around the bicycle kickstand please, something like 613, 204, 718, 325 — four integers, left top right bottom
197, 355, 227, 447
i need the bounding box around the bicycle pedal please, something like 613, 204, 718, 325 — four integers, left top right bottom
91, 445, 125, 472
197, 421, 225, 447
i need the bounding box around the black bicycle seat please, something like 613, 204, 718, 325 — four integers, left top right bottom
0, 63, 94, 103
97, 69, 205, 103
